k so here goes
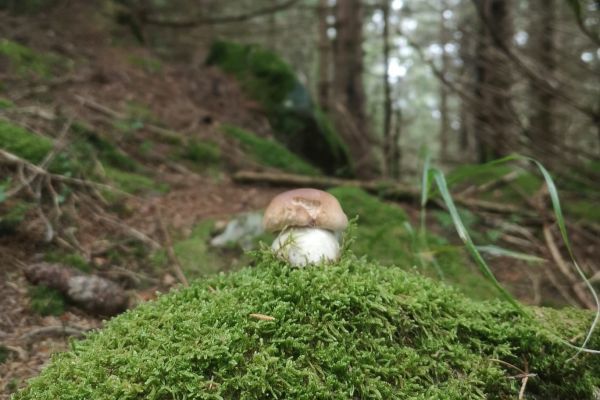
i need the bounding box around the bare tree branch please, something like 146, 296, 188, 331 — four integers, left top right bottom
143, 0, 300, 28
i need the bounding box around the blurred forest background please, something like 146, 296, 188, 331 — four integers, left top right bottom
0, 0, 598, 396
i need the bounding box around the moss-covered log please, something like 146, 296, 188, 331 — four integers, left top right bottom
14, 253, 599, 399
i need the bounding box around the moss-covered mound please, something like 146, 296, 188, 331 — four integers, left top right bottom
15, 254, 599, 399
206, 40, 351, 176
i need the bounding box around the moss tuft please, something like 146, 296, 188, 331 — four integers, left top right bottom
0, 120, 54, 164
223, 124, 320, 175
0, 39, 69, 79
44, 250, 91, 273
179, 139, 221, 167
104, 167, 167, 195
15, 255, 600, 399
28, 285, 65, 316
0, 97, 14, 109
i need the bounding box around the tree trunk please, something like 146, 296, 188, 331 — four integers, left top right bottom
473, 0, 516, 162
439, 1, 450, 162
317, 0, 331, 111
528, 0, 556, 158
332, 0, 379, 177
382, 0, 392, 177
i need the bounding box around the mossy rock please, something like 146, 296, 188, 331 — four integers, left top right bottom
14, 254, 600, 399
206, 41, 351, 176
0, 39, 69, 79
223, 124, 320, 176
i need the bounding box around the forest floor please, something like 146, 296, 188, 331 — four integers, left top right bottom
1, 6, 599, 398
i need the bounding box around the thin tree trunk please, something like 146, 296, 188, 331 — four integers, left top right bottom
333, 0, 379, 177
317, 0, 331, 111
382, 0, 392, 177
439, 1, 450, 161
528, 0, 556, 158
473, 0, 516, 162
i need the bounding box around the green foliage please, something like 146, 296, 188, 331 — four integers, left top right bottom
179, 139, 221, 167
206, 41, 351, 175
104, 167, 167, 194
15, 255, 600, 399
223, 125, 320, 175
44, 250, 91, 273
0, 39, 68, 79
28, 285, 65, 316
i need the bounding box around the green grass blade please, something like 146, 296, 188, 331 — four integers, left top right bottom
431, 169, 527, 314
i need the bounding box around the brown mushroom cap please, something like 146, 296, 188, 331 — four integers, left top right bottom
263, 188, 348, 232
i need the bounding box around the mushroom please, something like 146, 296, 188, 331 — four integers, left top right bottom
263, 188, 348, 267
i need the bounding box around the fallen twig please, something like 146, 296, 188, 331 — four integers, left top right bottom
20, 325, 89, 343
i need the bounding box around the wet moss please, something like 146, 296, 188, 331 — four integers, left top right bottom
0, 39, 69, 79
104, 167, 167, 195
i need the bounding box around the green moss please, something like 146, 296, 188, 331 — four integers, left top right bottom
179, 139, 221, 167
151, 220, 233, 279
330, 187, 495, 300
0, 120, 53, 163
71, 122, 139, 172
0, 120, 89, 175
0, 39, 69, 79
565, 199, 600, 223
44, 250, 91, 273
206, 40, 296, 110
0, 97, 14, 109
28, 285, 65, 316
223, 125, 319, 175
104, 167, 167, 195
447, 164, 542, 204
207, 41, 351, 175
15, 255, 600, 399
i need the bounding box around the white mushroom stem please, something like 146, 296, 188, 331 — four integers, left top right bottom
271, 227, 341, 267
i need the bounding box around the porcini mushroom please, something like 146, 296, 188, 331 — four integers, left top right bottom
263, 188, 348, 267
